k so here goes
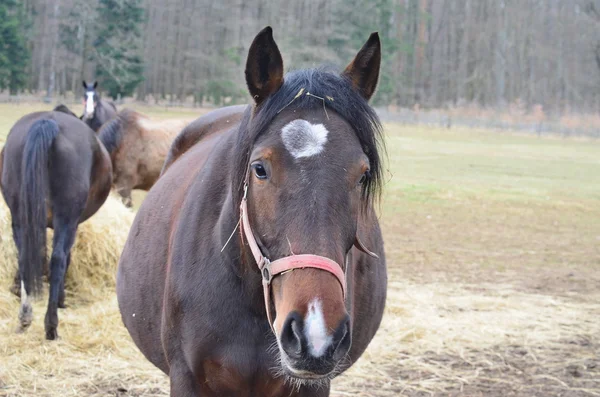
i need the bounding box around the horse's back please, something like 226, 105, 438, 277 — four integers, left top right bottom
1, 111, 111, 223
161, 104, 247, 174
2, 112, 86, 190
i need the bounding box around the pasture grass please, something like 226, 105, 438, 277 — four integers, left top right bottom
0, 103, 599, 396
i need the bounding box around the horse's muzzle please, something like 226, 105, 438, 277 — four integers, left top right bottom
278, 311, 351, 377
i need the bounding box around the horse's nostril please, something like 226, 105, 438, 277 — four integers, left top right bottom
281, 313, 303, 359
332, 316, 352, 361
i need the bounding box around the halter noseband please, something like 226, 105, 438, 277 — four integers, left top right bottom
239, 178, 378, 333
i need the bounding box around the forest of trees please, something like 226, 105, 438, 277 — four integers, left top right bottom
2, 0, 600, 113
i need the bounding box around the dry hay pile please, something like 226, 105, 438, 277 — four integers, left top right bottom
0, 195, 599, 396
331, 268, 600, 397
0, 194, 134, 300
0, 194, 169, 396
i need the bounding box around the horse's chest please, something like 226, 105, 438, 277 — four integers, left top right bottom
199, 357, 287, 397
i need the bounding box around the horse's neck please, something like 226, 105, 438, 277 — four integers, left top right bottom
90, 114, 103, 131
95, 101, 105, 118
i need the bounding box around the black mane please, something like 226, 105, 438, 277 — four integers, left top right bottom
53, 104, 78, 118
98, 109, 136, 155
233, 67, 384, 206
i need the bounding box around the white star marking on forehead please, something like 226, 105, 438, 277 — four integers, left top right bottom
281, 119, 328, 159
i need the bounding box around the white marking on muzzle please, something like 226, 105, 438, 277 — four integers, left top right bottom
304, 299, 332, 358
85, 92, 95, 115
281, 119, 328, 159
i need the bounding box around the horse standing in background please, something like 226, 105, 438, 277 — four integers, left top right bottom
98, 109, 192, 207
117, 27, 387, 396
81, 81, 118, 132
0, 111, 112, 340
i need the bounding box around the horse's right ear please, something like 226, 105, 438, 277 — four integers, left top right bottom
82, 81, 87, 89
245, 26, 284, 106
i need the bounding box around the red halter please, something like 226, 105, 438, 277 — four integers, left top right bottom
239, 183, 378, 332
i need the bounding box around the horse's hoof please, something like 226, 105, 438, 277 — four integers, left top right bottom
45, 328, 59, 340
15, 325, 28, 334
58, 302, 68, 309
19, 303, 33, 328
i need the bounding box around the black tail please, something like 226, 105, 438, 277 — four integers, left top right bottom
20, 119, 59, 296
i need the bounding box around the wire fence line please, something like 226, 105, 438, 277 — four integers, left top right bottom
1, 93, 597, 138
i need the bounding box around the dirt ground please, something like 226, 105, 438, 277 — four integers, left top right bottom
1, 108, 599, 396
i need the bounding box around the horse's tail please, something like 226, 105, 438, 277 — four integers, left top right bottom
20, 119, 59, 296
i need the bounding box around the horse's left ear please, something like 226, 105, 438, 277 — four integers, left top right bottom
245, 26, 284, 106
93, 81, 98, 89
342, 32, 381, 101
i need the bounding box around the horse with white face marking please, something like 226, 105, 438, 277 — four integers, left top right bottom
117, 26, 387, 396
81, 81, 118, 132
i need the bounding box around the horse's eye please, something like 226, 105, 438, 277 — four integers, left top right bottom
358, 171, 370, 186
252, 163, 268, 180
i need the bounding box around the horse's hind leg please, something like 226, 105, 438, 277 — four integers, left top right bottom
17, 280, 33, 333
58, 252, 71, 309
6, 221, 34, 332
9, 221, 22, 297
44, 218, 78, 340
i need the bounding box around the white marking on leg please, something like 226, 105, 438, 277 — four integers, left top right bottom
304, 299, 332, 357
19, 281, 33, 330
281, 120, 328, 159
85, 92, 95, 115
20, 281, 27, 305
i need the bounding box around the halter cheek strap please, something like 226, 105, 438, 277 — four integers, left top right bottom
239, 182, 378, 333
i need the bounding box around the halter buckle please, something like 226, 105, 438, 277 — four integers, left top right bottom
261, 258, 272, 284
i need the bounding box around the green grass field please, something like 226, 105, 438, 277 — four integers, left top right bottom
0, 103, 202, 143
1, 103, 599, 396
382, 123, 600, 275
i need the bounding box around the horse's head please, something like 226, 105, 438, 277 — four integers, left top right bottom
82, 80, 98, 120
237, 27, 382, 382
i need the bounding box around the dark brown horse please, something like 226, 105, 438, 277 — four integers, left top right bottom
81, 81, 118, 132
0, 111, 112, 340
160, 104, 246, 175
117, 27, 387, 396
98, 109, 192, 207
